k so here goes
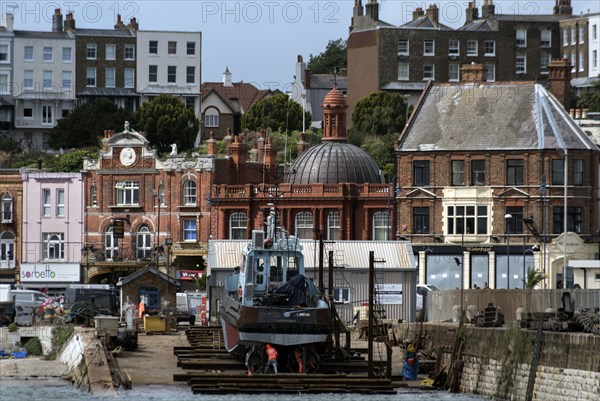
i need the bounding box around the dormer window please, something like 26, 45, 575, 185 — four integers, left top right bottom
1, 193, 12, 223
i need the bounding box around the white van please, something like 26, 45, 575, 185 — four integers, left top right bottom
11, 289, 49, 309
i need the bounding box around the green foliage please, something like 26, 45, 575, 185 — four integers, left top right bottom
351, 91, 409, 136
576, 77, 600, 112
307, 38, 347, 75
49, 98, 132, 150
49, 149, 99, 172
7, 322, 18, 332
45, 324, 75, 360
525, 267, 546, 289
22, 337, 43, 356
133, 94, 199, 153
242, 93, 310, 132
0, 136, 19, 153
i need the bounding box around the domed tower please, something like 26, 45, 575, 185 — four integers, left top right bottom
288, 86, 383, 185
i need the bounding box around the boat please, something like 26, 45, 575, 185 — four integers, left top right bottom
219, 212, 334, 372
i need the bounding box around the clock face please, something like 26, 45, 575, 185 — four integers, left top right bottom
120, 147, 136, 166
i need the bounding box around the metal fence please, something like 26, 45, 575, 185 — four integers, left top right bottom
426, 289, 600, 323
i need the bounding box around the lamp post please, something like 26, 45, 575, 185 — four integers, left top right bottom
505, 213, 513, 289
540, 176, 547, 287
151, 183, 162, 271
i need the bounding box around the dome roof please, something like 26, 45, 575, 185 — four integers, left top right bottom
322, 86, 347, 109
287, 142, 383, 185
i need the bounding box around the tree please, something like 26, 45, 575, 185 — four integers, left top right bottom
48, 149, 99, 172
49, 98, 132, 149
307, 39, 347, 75
241, 93, 310, 132
133, 94, 199, 153
351, 91, 409, 136
576, 77, 600, 112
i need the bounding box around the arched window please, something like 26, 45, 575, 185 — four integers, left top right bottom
158, 183, 165, 206
91, 183, 97, 206
105, 225, 119, 260
183, 181, 197, 205
229, 212, 247, 239
373, 211, 390, 240
2, 193, 13, 223
137, 225, 152, 260
205, 108, 219, 127
139, 286, 160, 310
43, 233, 64, 260
0, 231, 15, 269
295, 211, 313, 239
328, 211, 341, 240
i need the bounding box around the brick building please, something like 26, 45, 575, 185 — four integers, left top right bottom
347, 0, 574, 123
0, 170, 22, 286
395, 61, 600, 290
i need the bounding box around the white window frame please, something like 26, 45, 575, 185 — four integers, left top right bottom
24, 46, 34, 61
446, 205, 489, 236
42, 188, 51, 216
24, 70, 33, 89
516, 54, 527, 74
373, 211, 390, 240
398, 39, 409, 55
115, 181, 140, 205
149, 40, 158, 54
333, 288, 350, 304
186, 66, 195, 84
105, 226, 119, 260
124, 68, 134, 88
62, 47, 72, 62
62, 71, 72, 90
124, 44, 135, 60
571, 53, 576, 72
0, 232, 15, 268
56, 189, 65, 217
86, 67, 96, 87
423, 39, 435, 56
579, 26, 585, 44
136, 225, 152, 260
167, 66, 176, 83
86, 43, 97, 60
91, 184, 97, 206
593, 25, 598, 41
105, 44, 116, 60
187, 41, 196, 55
484, 40, 495, 56
229, 212, 247, 239
540, 53, 551, 74
579, 52, 585, 72
183, 181, 197, 205
105, 67, 116, 88
571, 27, 576, 45
0, 43, 9, 63
563, 29, 569, 46
295, 212, 313, 239
448, 39, 459, 56
43, 70, 52, 89
0, 72, 9, 94
43, 46, 53, 62
41, 104, 53, 125
183, 219, 197, 241
149, 65, 158, 82
467, 40, 478, 56
449, 64, 460, 82
43, 233, 64, 261
593, 50, 598, 69
1, 193, 13, 223
398, 63, 409, 81
205, 108, 219, 127
327, 211, 340, 241
168, 41, 177, 55
423, 64, 435, 80
541, 30, 551, 48
516, 29, 527, 47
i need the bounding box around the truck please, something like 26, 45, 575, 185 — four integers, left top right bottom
176, 292, 207, 326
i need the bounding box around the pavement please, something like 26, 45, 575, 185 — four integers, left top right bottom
0, 356, 68, 379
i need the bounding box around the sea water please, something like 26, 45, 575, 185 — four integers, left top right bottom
0, 379, 491, 401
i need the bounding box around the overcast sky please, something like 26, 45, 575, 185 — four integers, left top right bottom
3, 1, 599, 92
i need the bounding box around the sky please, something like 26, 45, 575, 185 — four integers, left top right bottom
3, 1, 599, 92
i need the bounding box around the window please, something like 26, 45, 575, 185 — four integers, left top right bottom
467, 40, 478, 56
373, 211, 390, 240
43, 46, 52, 61
91, 184, 97, 206
0, 44, 8, 62
516, 29, 527, 47
423, 39, 435, 56
571, 27, 576, 44
540, 53, 551, 73
571, 52, 577, 72
448, 39, 459, 56
124, 68, 134, 88
229, 212, 247, 239
149, 65, 158, 82
295, 212, 313, 239
24, 46, 33, 61
1, 194, 12, 223
62, 71, 72, 90
398, 63, 409, 80
553, 207, 582, 234
449, 64, 460, 82
563, 29, 569, 46
452, 160, 465, 186
579, 26, 584, 44
552, 159, 564, 185
516, 54, 527, 74
413, 160, 430, 186
506, 206, 524, 234
56, 189, 64, 216
0, 73, 8, 94
593, 24, 597, 40
23, 103, 33, 118
205, 108, 219, 127
413, 207, 429, 234
423, 64, 435, 80
116, 181, 139, 205
333, 288, 350, 304
187, 41, 196, 55
24, 70, 33, 89
86, 67, 96, 87
62, 47, 72, 62
185, 97, 195, 110
328, 211, 341, 240
158, 184, 165, 206
573, 159, 583, 186
541, 30, 551, 47
484, 40, 495, 56
167, 66, 177, 83
105, 226, 119, 260
124, 44, 135, 60
43, 233, 64, 260
471, 160, 485, 185
168, 41, 177, 54
105, 67, 115, 88
42, 104, 53, 125
105, 44, 116, 60
86, 43, 97, 59
136, 225, 152, 260
0, 232, 15, 268
398, 39, 409, 55
149, 40, 158, 54
186, 66, 195, 84
579, 52, 584, 71
183, 219, 197, 241
43, 70, 52, 89
594, 50, 598, 69
139, 286, 160, 309
447, 205, 488, 235
42, 189, 51, 216
183, 181, 197, 205
507, 160, 524, 185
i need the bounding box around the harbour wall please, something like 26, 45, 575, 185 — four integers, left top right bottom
397, 322, 600, 401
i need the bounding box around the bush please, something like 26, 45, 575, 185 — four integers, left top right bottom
22, 337, 43, 356
7, 323, 18, 332
44, 324, 75, 360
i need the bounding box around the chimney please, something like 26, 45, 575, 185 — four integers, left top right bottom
412, 7, 425, 20
64, 12, 75, 31
296, 55, 306, 85
548, 58, 572, 110
2, 13, 14, 32
297, 132, 310, 156
257, 130, 265, 162
263, 136, 277, 167
229, 134, 248, 166
127, 17, 139, 31
223, 127, 233, 151
426, 4, 439, 25
304, 68, 311, 89
207, 132, 217, 155
52, 8, 63, 32
223, 67, 232, 87
114, 14, 126, 30
461, 63, 487, 83
365, 0, 379, 21
482, 0, 495, 18
554, 0, 573, 16
465, 2, 479, 24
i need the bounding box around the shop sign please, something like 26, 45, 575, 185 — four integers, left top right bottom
20, 263, 80, 282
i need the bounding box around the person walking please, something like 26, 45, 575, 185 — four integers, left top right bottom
263, 344, 278, 374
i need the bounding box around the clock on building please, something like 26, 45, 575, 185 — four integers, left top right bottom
120, 147, 136, 166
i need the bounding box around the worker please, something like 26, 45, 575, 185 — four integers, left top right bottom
263, 344, 278, 374
138, 299, 145, 319
402, 343, 419, 380
294, 348, 303, 373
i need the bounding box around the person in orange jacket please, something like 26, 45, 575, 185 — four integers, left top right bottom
263, 344, 278, 374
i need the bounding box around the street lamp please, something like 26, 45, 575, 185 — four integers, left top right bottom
505, 213, 513, 289
151, 183, 162, 271
453, 257, 464, 326
540, 176, 547, 286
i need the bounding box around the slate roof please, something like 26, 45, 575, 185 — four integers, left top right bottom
397, 82, 599, 153
458, 20, 495, 31
14, 30, 71, 39
201, 82, 273, 114
400, 16, 453, 30
78, 88, 139, 97
310, 75, 347, 90
116, 266, 178, 287
75, 28, 135, 37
